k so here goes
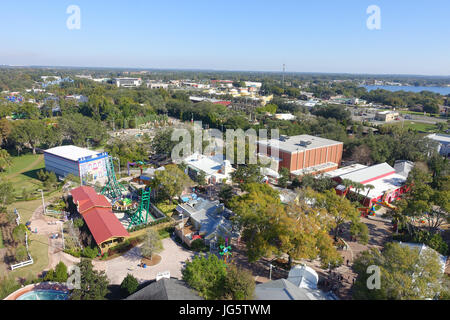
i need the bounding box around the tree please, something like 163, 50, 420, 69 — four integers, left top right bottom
0, 118, 11, 146
352, 242, 445, 300
0, 179, 14, 209
71, 259, 109, 300
218, 185, 233, 206
229, 183, 286, 262
152, 164, 193, 203
182, 254, 227, 300
278, 167, 290, 188
349, 220, 369, 245
312, 189, 360, 239
231, 165, 263, 189
151, 128, 178, 155
140, 229, 163, 260
282, 200, 343, 269
120, 274, 139, 296
9, 120, 46, 154
54, 261, 68, 283
0, 149, 12, 172
223, 264, 255, 300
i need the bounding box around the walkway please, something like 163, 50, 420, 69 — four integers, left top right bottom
95, 237, 196, 285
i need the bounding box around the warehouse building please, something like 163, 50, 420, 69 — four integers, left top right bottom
257, 134, 343, 177
327, 162, 409, 207
44, 145, 108, 183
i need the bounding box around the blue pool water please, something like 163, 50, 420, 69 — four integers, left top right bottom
17, 290, 69, 300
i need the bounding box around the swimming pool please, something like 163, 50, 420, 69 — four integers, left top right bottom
16, 290, 69, 300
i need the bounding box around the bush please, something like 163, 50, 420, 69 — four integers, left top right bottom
64, 248, 81, 257
81, 246, 99, 259
120, 274, 139, 296
190, 239, 208, 252
15, 244, 28, 262
393, 229, 448, 255
223, 264, 255, 300
54, 261, 68, 282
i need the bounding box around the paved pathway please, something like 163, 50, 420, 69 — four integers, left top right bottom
97, 237, 196, 285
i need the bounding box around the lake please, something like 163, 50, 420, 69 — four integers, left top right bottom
362, 85, 450, 95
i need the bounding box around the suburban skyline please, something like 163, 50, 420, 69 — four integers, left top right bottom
1, 0, 450, 76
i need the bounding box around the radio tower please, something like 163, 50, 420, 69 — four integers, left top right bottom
282, 64, 286, 88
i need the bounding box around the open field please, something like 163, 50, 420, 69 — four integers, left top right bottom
383, 121, 439, 133
0, 154, 45, 200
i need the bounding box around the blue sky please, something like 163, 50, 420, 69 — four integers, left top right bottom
0, 0, 449, 75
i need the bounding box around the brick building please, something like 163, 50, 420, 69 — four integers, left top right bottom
257, 134, 343, 177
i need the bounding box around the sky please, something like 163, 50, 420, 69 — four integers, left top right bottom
0, 0, 449, 75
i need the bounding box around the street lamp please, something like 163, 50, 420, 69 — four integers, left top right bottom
269, 263, 273, 280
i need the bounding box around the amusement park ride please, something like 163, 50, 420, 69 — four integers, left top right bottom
101, 156, 153, 230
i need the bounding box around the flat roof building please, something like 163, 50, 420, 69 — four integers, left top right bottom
426, 133, 450, 157
114, 78, 142, 88
44, 145, 108, 184
257, 134, 343, 176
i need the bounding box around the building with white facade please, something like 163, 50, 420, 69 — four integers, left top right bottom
114, 78, 142, 88
44, 145, 108, 184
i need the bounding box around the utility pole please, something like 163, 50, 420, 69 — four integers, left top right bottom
269, 263, 273, 280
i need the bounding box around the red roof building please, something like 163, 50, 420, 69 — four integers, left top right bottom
71, 186, 129, 252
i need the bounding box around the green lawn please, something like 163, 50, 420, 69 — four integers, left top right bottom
0, 154, 45, 200
10, 234, 49, 279
0, 229, 3, 248
384, 121, 438, 133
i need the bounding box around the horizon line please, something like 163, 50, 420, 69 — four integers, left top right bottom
1, 64, 450, 78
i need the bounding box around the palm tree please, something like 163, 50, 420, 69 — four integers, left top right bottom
363, 184, 375, 206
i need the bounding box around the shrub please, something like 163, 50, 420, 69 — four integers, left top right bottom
64, 248, 81, 257
190, 239, 208, 252
44, 269, 55, 282
81, 246, 99, 259
120, 274, 139, 296
15, 244, 28, 262
223, 264, 255, 300
54, 261, 68, 282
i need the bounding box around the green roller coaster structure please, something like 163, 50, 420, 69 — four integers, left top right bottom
101, 156, 127, 200
127, 188, 153, 230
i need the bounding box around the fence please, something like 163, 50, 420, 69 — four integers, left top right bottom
10, 258, 34, 270
10, 232, 34, 270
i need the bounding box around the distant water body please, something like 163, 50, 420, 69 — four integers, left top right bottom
362, 85, 450, 95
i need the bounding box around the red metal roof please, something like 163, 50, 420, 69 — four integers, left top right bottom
213, 101, 231, 106
70, 186, 129, 245
82, 207, 129, 245
71, 186, 111, 214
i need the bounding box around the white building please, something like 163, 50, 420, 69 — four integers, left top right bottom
426, 133, 450, 157
147, 82, 169, 89
274, 113, 296, 121
44, 145, 108, 184
114, 78, 142, 88
183, 153, 234, 184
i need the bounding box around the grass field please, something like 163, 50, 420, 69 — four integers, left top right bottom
0, 153, 45, 200
384, 121, 438, 133
0, 229, 3, 248
10, 234, 49, 279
